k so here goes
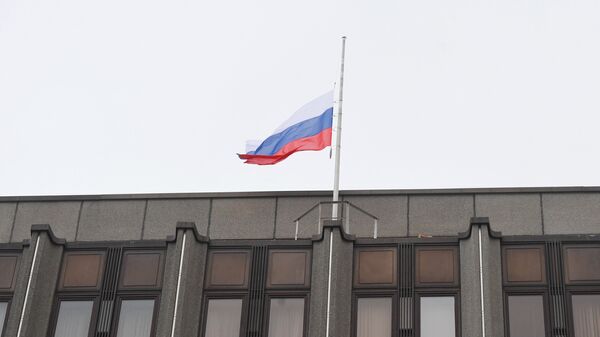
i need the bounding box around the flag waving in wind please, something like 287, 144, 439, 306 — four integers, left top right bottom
238, 91, 334, 165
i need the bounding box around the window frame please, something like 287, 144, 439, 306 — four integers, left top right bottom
199, 292, 249, 337
200, 242, 312, 337
565, 289, 600, 337
415, 291, 461, 337
0, 248, 22, 337
48, 295, 100, 337
501, 239, 600, 337
351, 291, 397, 337
263, 292, 310, 337
351, 241, 461, 337
110, 294, 161, 337
0, 296, 12, 337
502, 289, 551, 337
49, 244, 165, 337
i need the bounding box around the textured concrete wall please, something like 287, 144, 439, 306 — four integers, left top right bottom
209, 198, 276, 239
542, 193, 600, 234
460, 224, 505, 337
460, 226, 482, 337
144, 199, 210, 240
2, 190, 600, 244
308, 229, 330, 336
275, 196, 328, 239
343, 195, 408, 237
0, 202, 17, 243
308, 226, 353, 337
410, 195, 474, 236
3, 232, 63, 337
481, 225, 505, 337
12, 201, 80, 242
475, 194, 542, 235
155, 229, 207, 337
3, 237, 33, 337
77, 200, 146, 241
328, 228, 354, 337
155, 231, 184, 337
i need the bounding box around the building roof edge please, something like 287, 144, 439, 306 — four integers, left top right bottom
1, 186, 600, 202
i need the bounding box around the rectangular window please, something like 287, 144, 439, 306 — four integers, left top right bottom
268, 298, 304, 337
356, 297, 392, 337
52, 248, 163, 337
0, 301, 8, 336
572, 295, 600, 337
204, 299, 243, 337
53, 300, 94, 337
507, 295, 546, 337
115, 299, 155, 337
420, 296, 455, 337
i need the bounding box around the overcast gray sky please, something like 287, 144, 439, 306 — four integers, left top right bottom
1, 0, 599, 196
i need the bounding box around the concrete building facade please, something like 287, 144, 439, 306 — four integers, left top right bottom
0, 187, 599, 337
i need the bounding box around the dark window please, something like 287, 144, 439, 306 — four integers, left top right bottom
206, 250, 250, 288
0, 256, 18, 290
356, 297, 392, 337
114, 299, 156, 337
352, 244, 460, 337
201, 246, 311, 337
204, 299, 243, 337
571, 294, 600, 337
503, 246, 546, 284
120, 252, 163, 288
419, 296, 456, 337
60, 252, 104, 289
51, 248, 164, 337
416, 247, 458, 286
267, 298, 305, 337
564, 247, 600, 284
353, 247, 397, 287
53, 300, 94, 337
267, 250, 311, 288
0, 252, 19, 337
502, 242, 600, 337
507, 295, 546, 337
0, 301, 8, 336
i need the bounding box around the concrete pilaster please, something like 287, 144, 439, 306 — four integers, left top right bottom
459, 218, 504, 337
3, 225, 64, 337
155, 222, 208, 337
308, 222, 354, 337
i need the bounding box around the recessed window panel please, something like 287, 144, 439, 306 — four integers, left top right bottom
53, 300, 94, 337
357, 297, 392, 337
267, 250, 310, 287
420, 297, 455, 337
62, 253, 104, 289
120, 252, 162, 288
416, 248, 457, 285
207, 251, 250, 288
572, 295, 600, 337
508, 295, 546, 337
0, 256, 17, 289
565, 247, 600, 283
204, 299, 243, 337
504, 247, 545, 283
355, 248, 397, 286
268, 298, 304, 337
115, 299, 155, 337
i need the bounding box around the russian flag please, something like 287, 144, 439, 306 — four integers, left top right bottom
238, 91, 334, 165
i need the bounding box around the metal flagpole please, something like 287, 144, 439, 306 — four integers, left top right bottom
326, 35, 346, 337
332, 36, 346, 218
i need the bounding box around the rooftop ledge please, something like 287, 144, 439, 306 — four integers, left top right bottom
1, 186, 600, 202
